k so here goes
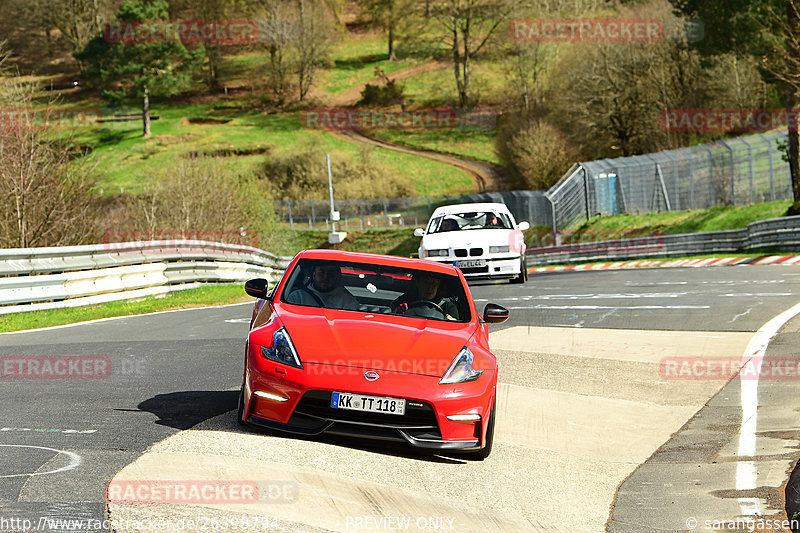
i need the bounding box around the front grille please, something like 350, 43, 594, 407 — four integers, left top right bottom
469, 248, 483, 256
454, 249, 468, 257
294, 390, 439, 430
459, 266, 489, 274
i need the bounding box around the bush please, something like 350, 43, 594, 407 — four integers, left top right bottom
495, 116, 578, 191
111, 156, 284, 251
258, 147, 415, 200
359, 80, 405, 107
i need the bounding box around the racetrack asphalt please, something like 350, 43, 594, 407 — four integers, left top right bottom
1, 265, 799, 532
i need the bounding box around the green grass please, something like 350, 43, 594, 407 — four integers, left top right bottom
67, 105, 474, 195
370, 127, 501, 165
555, 200, 794, 242
321, 36, 417, 95
0, 284, 250, 333
281, 228, 420, 257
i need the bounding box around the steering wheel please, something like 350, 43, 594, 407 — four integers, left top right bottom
406, 300, 446, 317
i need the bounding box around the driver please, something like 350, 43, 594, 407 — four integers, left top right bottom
391, 273, 458, 320
286, 263, 359, 310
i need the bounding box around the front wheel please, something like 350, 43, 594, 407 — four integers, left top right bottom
510, 256, 527, 284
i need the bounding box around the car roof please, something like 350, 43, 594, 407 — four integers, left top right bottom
293, 249, 461, 276
430, 202, 510, 217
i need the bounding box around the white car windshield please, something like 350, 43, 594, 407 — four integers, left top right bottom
428, 211, 511, 233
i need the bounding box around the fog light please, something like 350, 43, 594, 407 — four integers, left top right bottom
254, 390, 289, 402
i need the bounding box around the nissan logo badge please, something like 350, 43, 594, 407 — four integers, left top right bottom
364, 370, 379, 381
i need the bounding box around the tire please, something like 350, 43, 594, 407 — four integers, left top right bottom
237, 384, 247, 427
472, 395, 496, 460
510, 256, 527, 284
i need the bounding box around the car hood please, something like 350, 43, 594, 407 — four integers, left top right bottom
279, 308, 475, 377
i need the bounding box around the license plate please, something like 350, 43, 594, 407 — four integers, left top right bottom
455, 259, 486, 268
331, 392, 406, 416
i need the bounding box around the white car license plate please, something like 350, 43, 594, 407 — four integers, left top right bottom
455, 259, 486, 268
331, 392, 406, 415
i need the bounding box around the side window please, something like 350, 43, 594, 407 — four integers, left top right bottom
427, 216, 442, 233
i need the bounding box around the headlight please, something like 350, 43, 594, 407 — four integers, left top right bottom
439, 347, 482, 384
489, 245, 509, 253
424, 249, 449, 258
261, 327, 302, 369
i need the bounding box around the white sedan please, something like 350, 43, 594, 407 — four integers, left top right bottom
414, 203, 530, 283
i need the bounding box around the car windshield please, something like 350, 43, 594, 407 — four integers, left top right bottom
279, 259, 471, 322
428, 211, 511, 233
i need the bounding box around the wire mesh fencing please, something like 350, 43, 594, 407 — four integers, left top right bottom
546, 130, 792, 232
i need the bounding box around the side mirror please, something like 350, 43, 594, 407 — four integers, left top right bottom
414, 228, 425, 237
244, 278, 270, 299
518, 221, 530, 231
483, 303, 509, 324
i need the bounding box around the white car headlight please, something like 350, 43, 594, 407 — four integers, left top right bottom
439, 347, 482, 384
424, 249, 449, 258
489, 246, 509, 253
261, 327, 302, 369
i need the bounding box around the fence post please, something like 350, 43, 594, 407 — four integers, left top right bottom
719, 139, 735, 205
699, 144, 714, 208
286, 199, 294, 230
382, 198, 390, 226
311, 201, 316, 229
359, 200, 365, 230
582, 167, 591, 220
739, 137, 754, 204
758, 133, 775, 201
426, 196, 432, 216
663, 150, 680, 211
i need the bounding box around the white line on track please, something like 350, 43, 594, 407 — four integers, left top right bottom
0, 302, 252, 336
0, 445, 82, 478
503, 305, 710, 310
736, 301, 800, 517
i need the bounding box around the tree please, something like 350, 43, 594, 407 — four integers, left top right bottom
295, 0, 335, 101
428, 0, 513, 107
671, 0, 800, 202
0, 76, 98, 248
358, 0, 414, 60
250, 0, 336, 102
74, 0, 204, 137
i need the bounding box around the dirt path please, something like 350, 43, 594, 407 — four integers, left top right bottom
332, 129, 506, 193
324, 60, 448, 107
319, 59, 507, 193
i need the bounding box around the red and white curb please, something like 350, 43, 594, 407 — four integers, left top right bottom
530, 255, 800, 273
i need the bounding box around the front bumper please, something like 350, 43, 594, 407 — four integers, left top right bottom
425, 256, 522, 279
243, 353, 495, 451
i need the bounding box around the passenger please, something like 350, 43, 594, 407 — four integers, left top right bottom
286, 263, 359, 310
391, 273, 458, 320
484, 213, 504, 228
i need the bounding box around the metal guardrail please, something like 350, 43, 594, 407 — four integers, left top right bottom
526, 215, 800, 266
0, 240, 293, 315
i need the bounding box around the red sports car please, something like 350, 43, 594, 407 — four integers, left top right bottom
239, 249, 508, 459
